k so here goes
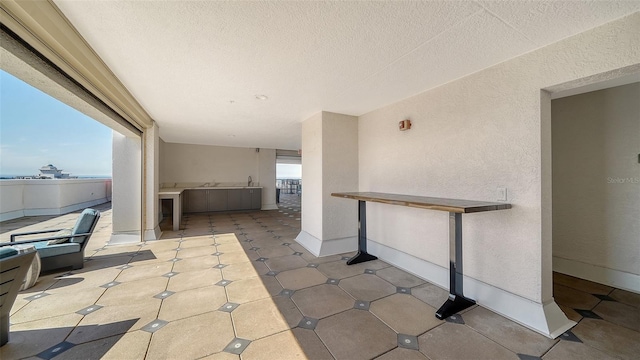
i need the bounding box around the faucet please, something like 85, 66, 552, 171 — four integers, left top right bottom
248, 176, 252, 187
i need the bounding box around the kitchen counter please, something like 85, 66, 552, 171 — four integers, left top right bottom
159, 186, 262, 192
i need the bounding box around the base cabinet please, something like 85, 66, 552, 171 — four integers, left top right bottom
208, 190, 228, 211
185, 190, 208, 213
184, 188, 261, 213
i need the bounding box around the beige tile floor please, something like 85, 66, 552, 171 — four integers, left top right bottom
1, 195, 638, 359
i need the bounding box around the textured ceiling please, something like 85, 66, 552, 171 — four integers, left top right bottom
53, 1, 640, 150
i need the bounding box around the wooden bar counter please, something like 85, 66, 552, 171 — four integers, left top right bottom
332, 191, 512, 320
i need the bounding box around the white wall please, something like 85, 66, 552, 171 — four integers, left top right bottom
552, 83, 640, 291
322, 112, 359, 241
160, 142, 277, 210
298, 112, 359, 255
0, 178, 111, 221
111, 131, 142, 243
356, 13, 639, 336
301, 113, 324, 240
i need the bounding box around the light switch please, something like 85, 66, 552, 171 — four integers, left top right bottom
497, 187, 507, 202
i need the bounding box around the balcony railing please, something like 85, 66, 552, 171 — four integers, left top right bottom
0, 178, 112, 221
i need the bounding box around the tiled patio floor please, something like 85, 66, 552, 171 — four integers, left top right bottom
1, 195, 638, 359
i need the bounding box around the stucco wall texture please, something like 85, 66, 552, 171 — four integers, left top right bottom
357, 13, 639, 303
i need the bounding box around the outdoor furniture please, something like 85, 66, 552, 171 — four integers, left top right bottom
0, 247, 37, 346
332, 192, 511, 320
11, 244, 41, 290
2, 208, 101, 273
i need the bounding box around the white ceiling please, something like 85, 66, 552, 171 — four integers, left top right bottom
53, 1, 640, 150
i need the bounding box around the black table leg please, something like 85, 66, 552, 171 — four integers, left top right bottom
346, 200, 378, 265
435, 212, 476, 319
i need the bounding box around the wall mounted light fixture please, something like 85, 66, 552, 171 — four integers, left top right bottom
399, 119, 412, 131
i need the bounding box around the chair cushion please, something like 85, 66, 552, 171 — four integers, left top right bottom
33, 241, 81, 257
48, 229, 73, 245
70, 208, 100, 243
0, 247, 18, 259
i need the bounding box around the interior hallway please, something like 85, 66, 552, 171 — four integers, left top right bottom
1, 195, 638, 359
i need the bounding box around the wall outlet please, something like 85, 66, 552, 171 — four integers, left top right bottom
497, 187, 507, 202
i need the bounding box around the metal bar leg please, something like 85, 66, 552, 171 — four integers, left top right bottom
435, 212, 476, 319
346, 200, 378, 265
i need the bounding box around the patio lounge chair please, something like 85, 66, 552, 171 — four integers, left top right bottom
2, 208, 100, 273
0, 247, 37, 346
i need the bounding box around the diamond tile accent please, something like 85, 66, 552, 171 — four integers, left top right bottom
141, 319, 169, 333
307, 263, 319, 268
341, 256, 351, 261
37, 341, 75, 360
293, 252, 303, 256
249, 247, 260, 251
266, 271, 279, 276
282, 242, 291, 246
364, 269, 376, 274
559, 330, 582, 343
163, 271, 179, 278
298, 317, 319, 330
354, 300, 370, 310
574, 309, 603, 319
216, 279, 233, 287
169, 258, 182, 262
173, 248, 181, 251
214, 264, 228, 269
223, 338, 251, 355
24, 292, 51, 301
398, 334, 419, 350
116, 265, 132, 270
593, 294, 617, 302
445, 314, 465, 324
256, 257, 268, 262
396, 287, 411, 294
75, 304, 103, 315
279, 289, 295, 297
153, 290, 176, 299
517, 354, 542, 360
326, 278, 340, 285
218, 302, 240, 313
244, 239, 254, 242
213, 252, 224, 256
100, 281, 121, 289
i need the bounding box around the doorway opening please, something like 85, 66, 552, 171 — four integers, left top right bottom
547, 75, 639, 327
276, 150, 302, 217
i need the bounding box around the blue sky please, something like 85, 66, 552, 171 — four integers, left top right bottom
0, 70, 112, 177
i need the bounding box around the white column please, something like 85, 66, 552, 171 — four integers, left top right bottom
110, 131, 142, 244
296, 111, 359, 256
144, 122, 162, 240
258, 148, 278, 210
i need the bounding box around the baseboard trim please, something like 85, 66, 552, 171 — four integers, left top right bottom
261, 204, 279, 210
108, 231, 141, 245
553, 256, 640, 293
295, 231, 358, 257
295, 230, 321, 256
0, 209, 25, 222
144, 225, 162, 241
368, 240, 575, 338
